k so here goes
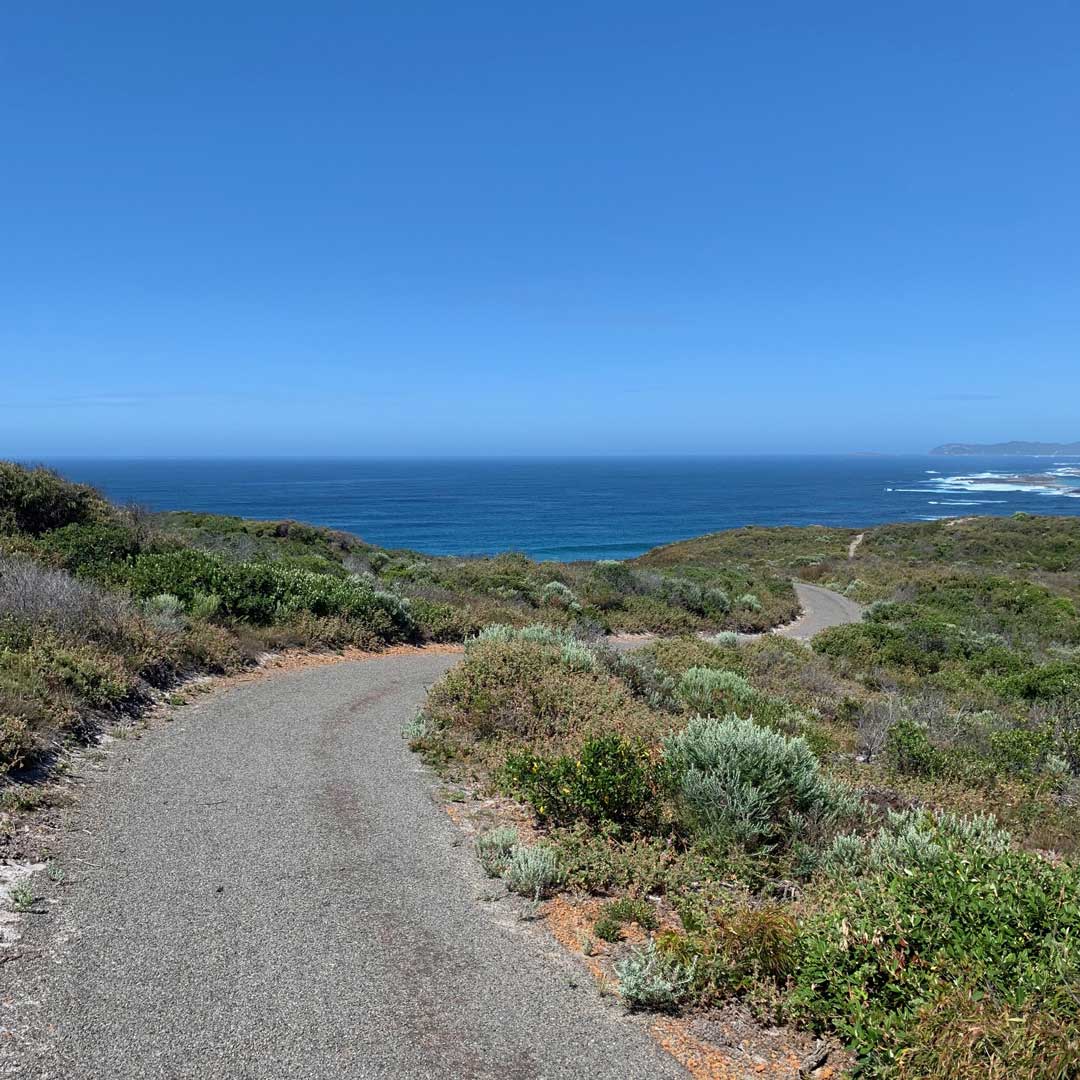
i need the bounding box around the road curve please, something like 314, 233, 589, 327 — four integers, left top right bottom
7, 584, 862, 1079
9, 654, 685, 1080
774, 582, 864, 641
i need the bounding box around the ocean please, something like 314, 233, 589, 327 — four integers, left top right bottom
42, 456, 1080, 562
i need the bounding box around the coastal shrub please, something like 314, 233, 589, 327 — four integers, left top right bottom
470, 623, 578, 649
502, 843, 562, 898
653, 906, 798, 1004
475, 826, 519, 877
144, 593, 186, 632
791, 811, 1080, 1071
188, 590, 222, 621
591, 646, 680, 711
122, 551, 416, 640
702, 587, 732, 615
735, 593, 762, 612
893, 994, 1080, 1080
820, 809, 1011, 878
1000, 660, 1080, 701
559, 639, 600, 673
36, 521, 142, 578
425, 638, 660, 751
885, 717, 940, 777
677, 666, 754, 715
914, 576, 1080, 649
0, 463, 108, 536
579, 560, 640, 609
644, 636, 745, 680
407, 598, 482, 642
594, 896, 658, 942
1, 556, 127, 635
615, 595, 701, 635
663, 716, 857, 850
616, 940, 697, 1010
540, 580, 578, 609
989, 726, 1053, 775
503, 734, 658, 828
25, 639, 135, 708
658, 576, 706, 612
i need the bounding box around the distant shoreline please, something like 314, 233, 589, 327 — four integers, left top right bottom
932, 441, 1080, 456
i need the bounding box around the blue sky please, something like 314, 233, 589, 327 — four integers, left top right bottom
3, 2, 1078, 457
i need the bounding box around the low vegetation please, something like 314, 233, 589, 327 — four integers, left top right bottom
7, 460, 1080, 1074
414, 512, 1080, 1078
0, 462, 793, 776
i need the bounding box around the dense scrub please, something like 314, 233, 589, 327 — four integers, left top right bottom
0, 463, 793, 775
415, 510, 1080, 1076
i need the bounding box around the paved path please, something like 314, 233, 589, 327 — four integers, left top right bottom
5, 585, 861, 1079
776, 582, 863, 641
7, 654, 684, 1080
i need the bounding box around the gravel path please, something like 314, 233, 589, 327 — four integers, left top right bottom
4, 584, 862, 1079
7, 654, 684, 1079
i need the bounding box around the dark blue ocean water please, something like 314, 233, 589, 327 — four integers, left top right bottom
43, 456, 1080, 562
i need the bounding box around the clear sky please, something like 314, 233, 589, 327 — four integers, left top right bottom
3, 2, 1078, 457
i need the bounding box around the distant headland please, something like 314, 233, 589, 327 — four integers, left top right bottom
930, 440, 1080, 456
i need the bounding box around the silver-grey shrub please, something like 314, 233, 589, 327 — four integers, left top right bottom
663, 715, 858, 849
821, 808, 1011, 879
469, 624, 600, 676
540, 580, 578, 609
470, 623, 579, 651
559, 639, 600, 673
677, 666, 754, 715
475, 826, 519, 877
144, 593, 185, 632
615, 940, 697, 1010
502, 843, 562, 898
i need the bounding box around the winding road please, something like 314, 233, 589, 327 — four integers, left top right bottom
777, 582, 863, 641
5, 584, 861, 1080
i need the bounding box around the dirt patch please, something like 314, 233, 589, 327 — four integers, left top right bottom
652, 1013, 847, 1079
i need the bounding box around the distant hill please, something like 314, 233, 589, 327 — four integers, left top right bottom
930, 440, 1080, 456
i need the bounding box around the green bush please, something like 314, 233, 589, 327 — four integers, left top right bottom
592, 646, 679, 711
655, 906, 798, 1002
580, 560, 640, 609
792, 811, 1080, 1072
989, 726, 1053, 775
426, 637, 660, 752
503, 734, 658, 828
0, 464, 108, 536
1000, 660, 1080, 701
122, 550, 416, 639
37, 521, 142, 578
643, 635, 745, 679
885, 717, 940, 777
594, 896, 659, 941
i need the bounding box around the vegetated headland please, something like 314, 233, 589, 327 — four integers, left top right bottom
4, 460, 1080, 1077
931, 439, 1080, 455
